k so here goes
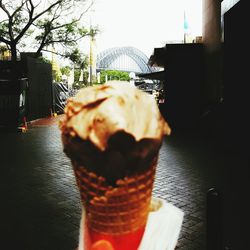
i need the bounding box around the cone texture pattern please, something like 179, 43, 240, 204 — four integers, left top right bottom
73, 157, 157, 234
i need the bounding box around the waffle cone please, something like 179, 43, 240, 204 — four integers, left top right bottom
72, 156, 157, 235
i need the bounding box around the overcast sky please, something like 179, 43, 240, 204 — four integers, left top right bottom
1, 0, 202, 63
81, 0, 202, 58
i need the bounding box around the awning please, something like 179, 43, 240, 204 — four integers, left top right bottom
137, 70, 166, 80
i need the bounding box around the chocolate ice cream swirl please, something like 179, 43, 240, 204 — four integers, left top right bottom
60, 81, 171, 185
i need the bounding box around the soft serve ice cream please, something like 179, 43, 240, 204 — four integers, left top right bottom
61, 81, 170, 151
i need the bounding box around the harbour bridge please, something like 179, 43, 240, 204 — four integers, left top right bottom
96, 46, 156, 74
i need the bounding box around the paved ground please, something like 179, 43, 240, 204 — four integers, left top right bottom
1, 114, 246, 250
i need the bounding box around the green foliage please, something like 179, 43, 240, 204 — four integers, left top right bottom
38, 56, 52, 64
72, 67, 89, 90
66, 48, 89, 69
61, 66, 71, 76
74, 68, 81, 83
81, 71, 89, 84
35, 20, 89, 49
89, 26, 99, 38
100, 70, 130, 83
53, 70, 62, 82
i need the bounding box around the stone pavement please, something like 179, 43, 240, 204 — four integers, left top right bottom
0, 115, 224, 250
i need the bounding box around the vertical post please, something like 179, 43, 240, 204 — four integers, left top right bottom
89, 34, 93, 85
206, 187, 223, 250
51, 81, 56, 114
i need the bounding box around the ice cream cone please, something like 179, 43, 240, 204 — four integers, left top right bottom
60, 82, 171, 249
73, 155, 157, 235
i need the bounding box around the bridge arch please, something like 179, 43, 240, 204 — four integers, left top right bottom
96, 46, 154, 74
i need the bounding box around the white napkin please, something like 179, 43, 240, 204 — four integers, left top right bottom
78, 197, 184, 250
138, 197, 184, 250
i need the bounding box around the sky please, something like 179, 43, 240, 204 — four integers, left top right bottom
0, 0, 202, 65
81, 0, 202, 58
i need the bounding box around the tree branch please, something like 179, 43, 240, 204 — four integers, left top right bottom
41, 48, 69, 58
0, 36, 10, 44
0, 1, 11, 18
11, 0, 27, 19
14, 0, 63, 43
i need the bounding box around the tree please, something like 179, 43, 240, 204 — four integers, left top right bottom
100, 70, 130, 83
67, 47, 89, 88
0, 0, 94, 62
67, 48, 88, 69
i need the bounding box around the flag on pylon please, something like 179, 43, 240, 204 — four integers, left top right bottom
183, 11, 191, 43
184, 11, 189, 32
